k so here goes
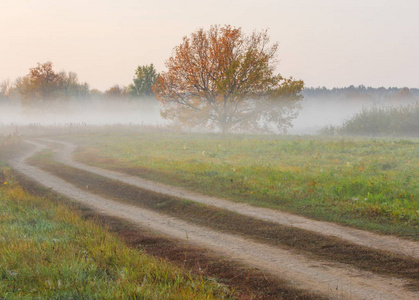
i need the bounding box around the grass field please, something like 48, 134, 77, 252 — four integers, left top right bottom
1, 128, 418, 298
28, 149, 419, 285
0, 166, 231, 299
67, 131, 419, 238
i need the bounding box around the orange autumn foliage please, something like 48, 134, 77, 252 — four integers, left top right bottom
15, 61, 90, 111
153, 25, 304, 133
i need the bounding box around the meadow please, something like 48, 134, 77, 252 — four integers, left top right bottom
1, 128, 418, 298
0, 166, 231, 299
68, 131, 419, 238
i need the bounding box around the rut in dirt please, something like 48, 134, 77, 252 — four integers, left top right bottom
43, 138, 419, 260
8, 140, 418, 300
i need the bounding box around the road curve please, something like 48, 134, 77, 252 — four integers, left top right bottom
7, 140, 418, 300
43, 138, 419, 260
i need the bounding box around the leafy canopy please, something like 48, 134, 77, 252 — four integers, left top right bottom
153, 25, 304, 133
15, 61, 89, 107
130, 64, 158, 97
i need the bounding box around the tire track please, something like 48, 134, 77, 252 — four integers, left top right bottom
44, 138, 419, 260
7, 140, 418, 299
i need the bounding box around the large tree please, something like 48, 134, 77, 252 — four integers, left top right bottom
153, 25, 304, 133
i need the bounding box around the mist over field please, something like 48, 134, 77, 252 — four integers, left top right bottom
290, 87, 419, 134
290, 98, 365, 134
290, 98, 418, 135
1, 90, 418, 136
0, 98, 163, 127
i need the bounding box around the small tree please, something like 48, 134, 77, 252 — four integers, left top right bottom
153, 25, 304, 133
130, 64, 158, 97
0, 79, 12, 102
15, 61, 90, 108
104, 85, 130, 99
15, 62, 63, 106
59, 71, 90, 100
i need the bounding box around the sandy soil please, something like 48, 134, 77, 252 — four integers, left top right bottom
45, 138, 419, 260
8, 140, 419, 300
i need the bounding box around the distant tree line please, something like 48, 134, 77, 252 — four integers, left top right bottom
0, 62, 159, 106
303, 86, 418, 105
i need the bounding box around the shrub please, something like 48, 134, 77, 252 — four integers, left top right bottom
337, 103, 419, 137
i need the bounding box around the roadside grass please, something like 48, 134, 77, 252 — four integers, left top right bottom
28, 150, 419, 286
66, 132, 419, 237
0, 135, 22, 163
0, 167, 232, 299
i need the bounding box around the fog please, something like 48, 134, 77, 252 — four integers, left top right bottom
289, 98, 364, 134
0, 95, 417, 136
289, 93, 418, 135
0, 98, 163, 127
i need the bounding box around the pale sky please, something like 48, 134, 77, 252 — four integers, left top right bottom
1, 0, 418, 91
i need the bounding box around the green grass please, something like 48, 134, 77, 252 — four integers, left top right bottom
0, 168, 231, 299
27, 150, 419, 285
67, 131, 419, 237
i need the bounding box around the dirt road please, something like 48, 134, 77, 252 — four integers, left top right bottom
8, 140, 419, 299
45, 138, 419, 260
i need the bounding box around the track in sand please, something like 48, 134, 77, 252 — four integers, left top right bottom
7, 139, 419, 300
